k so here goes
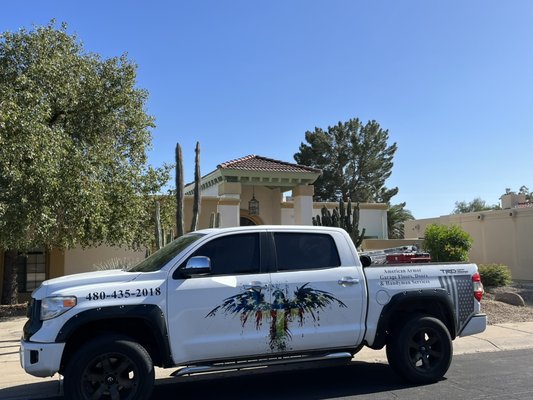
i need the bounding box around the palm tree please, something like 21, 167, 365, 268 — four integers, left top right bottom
387, 202, 414, 239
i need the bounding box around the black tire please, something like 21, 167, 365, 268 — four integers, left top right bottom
63, 335, 155, 400
386, 315, 452, 384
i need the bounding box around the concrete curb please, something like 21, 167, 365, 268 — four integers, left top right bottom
2, 318, 533, 399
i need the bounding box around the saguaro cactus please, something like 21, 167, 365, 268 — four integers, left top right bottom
349, 200, 366, 248
314, 198, 366, 248
190, 142, 201, 232
320, 206, 332, 226
167, 229, 174, 244
209, 212, 221, 228
175, 143, 184, 238
154, 200, 162, 250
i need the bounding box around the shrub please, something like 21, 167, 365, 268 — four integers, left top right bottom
478, 264, 512, 287
93, 257, 136, 271
423, 224, 473, 262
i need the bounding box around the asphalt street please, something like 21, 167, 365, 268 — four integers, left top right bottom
152, 349, 533, 400
4, 349, 533, 400
2, 318, 533, 399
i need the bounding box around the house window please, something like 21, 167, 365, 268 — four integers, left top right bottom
14, 250, 47, 292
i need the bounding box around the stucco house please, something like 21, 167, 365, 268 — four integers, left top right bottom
404, 193, 533, 281
0, 155, 389, 303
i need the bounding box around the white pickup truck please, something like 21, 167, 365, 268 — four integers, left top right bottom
20, 226, 486, 399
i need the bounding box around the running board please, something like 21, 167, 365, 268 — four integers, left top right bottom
171, 352, 353, 377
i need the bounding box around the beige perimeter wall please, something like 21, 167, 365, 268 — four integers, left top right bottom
404, 207, 533, 281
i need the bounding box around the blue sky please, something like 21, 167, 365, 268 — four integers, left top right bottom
3, 1, 533, 219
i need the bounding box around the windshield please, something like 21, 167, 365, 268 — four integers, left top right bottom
128, 233, 205, 272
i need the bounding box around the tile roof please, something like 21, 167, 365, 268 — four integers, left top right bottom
218, 155, 321, 174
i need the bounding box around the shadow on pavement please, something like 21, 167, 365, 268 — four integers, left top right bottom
2, 380, 62, 400
153, 361, 416, 400
11, 361, 420, 400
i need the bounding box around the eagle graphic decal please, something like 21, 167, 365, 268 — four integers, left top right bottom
206, 283, 347, 351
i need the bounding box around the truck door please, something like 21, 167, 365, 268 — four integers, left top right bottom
267, 231, 366, 353
167, 232, 272, 364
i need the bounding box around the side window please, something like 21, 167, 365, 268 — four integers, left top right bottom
274, 233, 340, 271
189, 233, 260, 275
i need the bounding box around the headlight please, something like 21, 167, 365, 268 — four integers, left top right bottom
40, 296, 77, 321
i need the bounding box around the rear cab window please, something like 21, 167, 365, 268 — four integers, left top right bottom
273, 232, 341, 271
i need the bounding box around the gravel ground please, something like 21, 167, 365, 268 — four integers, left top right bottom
483, 283, 533, 325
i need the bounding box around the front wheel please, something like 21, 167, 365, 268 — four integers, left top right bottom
386, 315, 452, 383
64, 335, 155, 400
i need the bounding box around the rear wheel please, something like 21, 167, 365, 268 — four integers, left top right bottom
386, 315, 452, 383
64, 335, 155, 400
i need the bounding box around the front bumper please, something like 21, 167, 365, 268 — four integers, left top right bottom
20, 340, 65, 378
459, 313, 487, 337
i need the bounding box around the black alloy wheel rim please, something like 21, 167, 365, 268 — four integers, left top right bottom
407, 327, 443, 372
81, 352, 139, 400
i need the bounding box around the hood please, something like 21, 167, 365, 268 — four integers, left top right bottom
33, 269, 142, 299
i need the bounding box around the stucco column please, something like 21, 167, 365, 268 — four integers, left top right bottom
270, 188, 282, 225
217, 182, 242, 228
293, 185, 314, 225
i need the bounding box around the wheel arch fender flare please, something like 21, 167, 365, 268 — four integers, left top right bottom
56, 304, 173, 367
370, 288, 457, 349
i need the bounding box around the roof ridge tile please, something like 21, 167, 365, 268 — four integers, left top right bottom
218, 155, 321, 173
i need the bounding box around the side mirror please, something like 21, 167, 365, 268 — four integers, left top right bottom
180, 256, 211, 277
360, 254, 372, 268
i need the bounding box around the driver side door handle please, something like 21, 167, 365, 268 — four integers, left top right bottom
338, 277, 360, 286
243, 281, 269, 291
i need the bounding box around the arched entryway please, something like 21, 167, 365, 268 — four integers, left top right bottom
240, 211, 263, 226
240, 216, 256, 226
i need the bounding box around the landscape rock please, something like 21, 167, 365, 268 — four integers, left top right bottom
495, 292, 526, 307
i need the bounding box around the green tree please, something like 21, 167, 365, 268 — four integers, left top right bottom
453, 197, 500, 214
387, 202, 414, 239
294, 118, 398, 203
423, 224, 473, 262
518, 186, 531, 202
0, 22, 170, 303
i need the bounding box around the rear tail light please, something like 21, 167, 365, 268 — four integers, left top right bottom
472, 272, 484, 302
